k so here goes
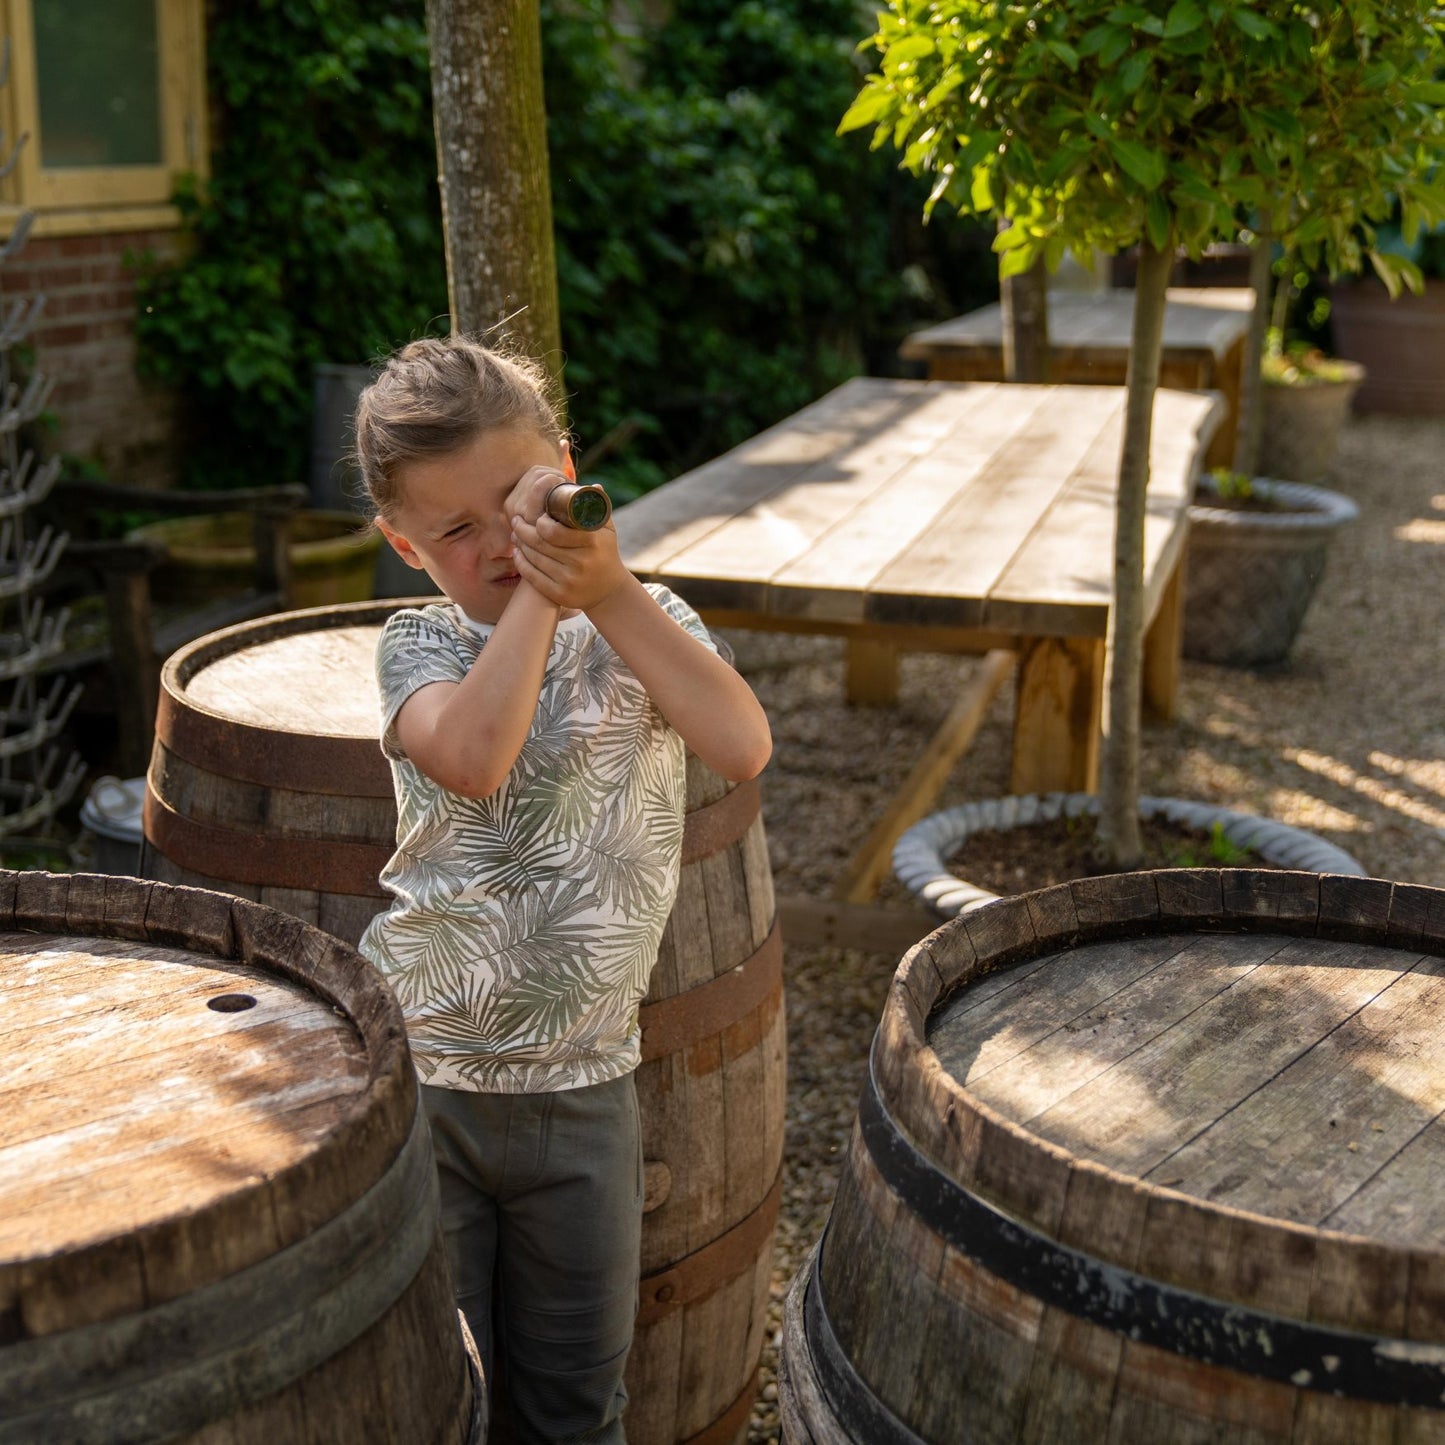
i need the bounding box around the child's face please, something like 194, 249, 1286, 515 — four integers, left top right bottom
376, 425, 573, 624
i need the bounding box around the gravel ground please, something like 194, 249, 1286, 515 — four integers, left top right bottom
729, 409, 1445, 1442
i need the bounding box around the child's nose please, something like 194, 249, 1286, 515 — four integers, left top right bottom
486, 514, 514, 557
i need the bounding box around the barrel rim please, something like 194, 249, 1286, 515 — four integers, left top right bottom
0, 870, 417, 1310
155, 598, 434, 797
873, 869, 1445, 1326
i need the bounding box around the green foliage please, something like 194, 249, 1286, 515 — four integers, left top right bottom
841, 1, 1445, 292
134, 2, 448, 488
543, 0, 993, 497
133, 0, 994, 496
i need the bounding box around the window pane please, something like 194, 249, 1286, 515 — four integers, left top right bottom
33, 0, 162, 168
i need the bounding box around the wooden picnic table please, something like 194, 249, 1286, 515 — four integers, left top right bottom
616, 377, 1221, 915
900, 286, 1252, 469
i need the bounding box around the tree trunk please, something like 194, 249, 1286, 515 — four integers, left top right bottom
1231, 231, 1273, 478
425, 0, 562, 377
1000, 254, 1051, 382
1095, 241, 1172, 869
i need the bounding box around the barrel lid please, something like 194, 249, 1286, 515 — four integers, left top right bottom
0, 871, 415, 1335
927, 927, 1445, 1251
156, 601, 408, 796
875, 870, 1445, 1340
0, 930, 368, 1268
175, 622, 384, 739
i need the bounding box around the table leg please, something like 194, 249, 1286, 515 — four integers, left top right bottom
1011, 636, 1104, 794
846, 638, 900, 705
1143, 557, 1185, 723
835, 649, 1014, 902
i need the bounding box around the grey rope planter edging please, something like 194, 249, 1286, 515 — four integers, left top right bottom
1188, 475, 1361, 534
892, 792, 1368, 920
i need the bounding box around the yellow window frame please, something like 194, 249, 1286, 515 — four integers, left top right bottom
1, 0, 207, 234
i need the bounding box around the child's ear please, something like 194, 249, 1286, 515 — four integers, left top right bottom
375, 517, 426, 570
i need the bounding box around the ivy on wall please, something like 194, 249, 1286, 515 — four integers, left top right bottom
135, 0, 995, 495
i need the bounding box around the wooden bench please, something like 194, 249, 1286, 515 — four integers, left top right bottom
900, 287, 1252, 470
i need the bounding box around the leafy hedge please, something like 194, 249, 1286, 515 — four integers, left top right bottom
135, 0, 994, 495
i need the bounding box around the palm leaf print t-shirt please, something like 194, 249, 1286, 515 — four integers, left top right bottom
360, 586, 716, 1094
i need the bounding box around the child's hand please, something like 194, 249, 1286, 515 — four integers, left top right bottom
510, 498, 628, 613
505, 464, 570, 529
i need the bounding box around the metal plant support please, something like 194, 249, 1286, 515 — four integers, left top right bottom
0, 42, 84, 848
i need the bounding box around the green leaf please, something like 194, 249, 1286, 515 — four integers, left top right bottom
1110, 138, 1168, 189
970, 166, 995, 213
1146, 193, 1172, 250
1100, 27, 1132, 66
999, 244, 1039, 279
883, 35, 936, 66
1120, 50, 1151, 93
1230, 9, 1276, 40
838, 84, 890, 136
1163, 1, 1203, 38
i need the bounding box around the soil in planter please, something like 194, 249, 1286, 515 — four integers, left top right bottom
944, 814, 1286, 896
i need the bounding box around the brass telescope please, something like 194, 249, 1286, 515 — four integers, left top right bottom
544, 480, 612, 531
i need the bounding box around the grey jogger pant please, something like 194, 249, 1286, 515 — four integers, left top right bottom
421, 1073, 644, 1444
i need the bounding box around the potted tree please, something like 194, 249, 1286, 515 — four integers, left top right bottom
840, 0, 1445, 871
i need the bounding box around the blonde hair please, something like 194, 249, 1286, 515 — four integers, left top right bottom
355, 336, 566, 518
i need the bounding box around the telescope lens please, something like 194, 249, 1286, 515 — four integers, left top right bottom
571, 488, 611, 530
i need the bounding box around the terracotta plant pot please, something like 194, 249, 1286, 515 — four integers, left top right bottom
891, 791, 1365, 919
1329, 278, 1445, 415
1183, 475, 1359, 668
1257, 360, 1365, 483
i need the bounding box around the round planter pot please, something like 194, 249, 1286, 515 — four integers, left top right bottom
892, 791, 1366, 919
1184, 475, 1359, 668
1330, 278, 1445, 416
1257, 361, 1364, 484
130, 509, 382, 610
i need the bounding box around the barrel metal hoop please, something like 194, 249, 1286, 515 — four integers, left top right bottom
638, 921, 781, 1064
804, 1236, 925, 1445
636, 1167, 783, 1327
681, 777, 761, 865
144, 783, 392, 897
858, 1066, 1445, 1410
682, 1367, 763, 1445
0, 1101, 439, 1442
155, 685, 394, 798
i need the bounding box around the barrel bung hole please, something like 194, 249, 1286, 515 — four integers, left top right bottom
207, 993, 258, 1013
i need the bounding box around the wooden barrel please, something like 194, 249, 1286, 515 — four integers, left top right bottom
141, 600, 783, 1445
781, 870, 1445, 1443
0, 869, 480, 1443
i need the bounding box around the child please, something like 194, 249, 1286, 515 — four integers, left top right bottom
353, 335, 772, 1443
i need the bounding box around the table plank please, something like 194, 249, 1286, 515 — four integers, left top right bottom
656, 382, 985, 609
986, 388, 1216, 635
616, 377, 928, 572
765, 385, 1054, 622
863, 386, 1128, 629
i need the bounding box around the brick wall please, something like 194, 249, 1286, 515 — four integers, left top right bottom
1, 228, 183, 489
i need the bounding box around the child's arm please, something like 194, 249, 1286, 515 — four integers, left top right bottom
509, 488, 771, 782
392, 583, 561, 797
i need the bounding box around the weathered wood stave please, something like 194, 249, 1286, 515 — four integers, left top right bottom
781, 870, 1445, 1443
0, 870, 478, 1443
141, 601, 784, 1445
